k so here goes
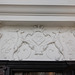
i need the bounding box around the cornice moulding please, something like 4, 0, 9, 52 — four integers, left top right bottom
0, 16, 75, 21
0, 4, 75, 22
0, 5, 75, 15
0, 0, 75, 5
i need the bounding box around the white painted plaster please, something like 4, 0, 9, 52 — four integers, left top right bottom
0, 25, 75, 61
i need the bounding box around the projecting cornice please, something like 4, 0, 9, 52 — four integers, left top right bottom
0, 5, 75, 16
0, 0, 75, 22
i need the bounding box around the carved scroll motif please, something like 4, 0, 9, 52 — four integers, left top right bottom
0, 25, 64, 60
13, 25, 64, 60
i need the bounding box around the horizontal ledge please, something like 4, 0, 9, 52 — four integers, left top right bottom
0, 0, 75, 5
0, 5, 75, 15
0, 16, 75, 21
1, 13, 75, 16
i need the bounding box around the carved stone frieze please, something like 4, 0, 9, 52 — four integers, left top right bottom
0, 25, 75, 60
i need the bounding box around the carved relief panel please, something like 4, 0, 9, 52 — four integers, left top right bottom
0, 25, 75, 61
